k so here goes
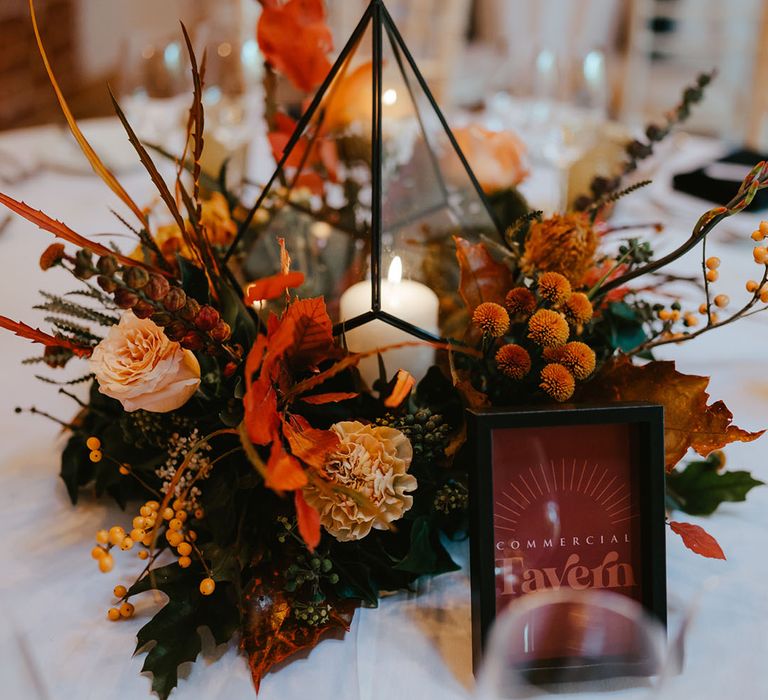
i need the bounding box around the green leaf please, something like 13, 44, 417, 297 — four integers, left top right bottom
177, 256, 210, 305
330, 553, 379, 606
136, 599, 201, 700
60, 435, 93, 504
608, 301, 637, 322
667, 460, 764, 515
393, 516, 460, 575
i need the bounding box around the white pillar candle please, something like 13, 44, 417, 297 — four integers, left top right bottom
339, 256, 440, 389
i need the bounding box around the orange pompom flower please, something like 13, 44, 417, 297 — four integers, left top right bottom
495, 343, 531, 380
538, 271, 572, 306
564, 292, 594, 325
40, 243, 66, 270
559, 341, 596, 380
473, 302, 510, 337
505, 287, 537, 318
527, 309, 569, 347
540, 363, 575, 402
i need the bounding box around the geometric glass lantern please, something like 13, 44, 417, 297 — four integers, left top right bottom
226, 0, 501, 378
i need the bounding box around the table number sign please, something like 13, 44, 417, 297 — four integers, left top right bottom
467, 404, 666, 675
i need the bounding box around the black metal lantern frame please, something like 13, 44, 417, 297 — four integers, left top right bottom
225, 0, 502, 343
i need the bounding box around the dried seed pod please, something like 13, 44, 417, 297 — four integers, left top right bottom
181, 331, 205, 351
209, 320, 232, 342
164, 320, 187, 341
114, 287, 139, 309
96, 255, 118, 275
123, 267, 149, 290
194, 305, 220, 332
144, 274, 171, 301
162, 287, 187, 312
180, 298, 201, 321
97, 275, 118, 293
132, 300, 155, 319
150, 311, 172, 327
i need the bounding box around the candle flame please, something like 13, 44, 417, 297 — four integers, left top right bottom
387, 256, 402, 284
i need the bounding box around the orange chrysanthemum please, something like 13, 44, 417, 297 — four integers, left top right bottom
538, 271, 572, 306
564, 292, 594, 325
522, 213, 597, 285
527, 309, 569, 348
559, 341, 596, 380
495, 343, 531, 380
473, 302, 510, 337
40, 243, 66, 270
505, 287, 537, 318
540, 363, 575, 402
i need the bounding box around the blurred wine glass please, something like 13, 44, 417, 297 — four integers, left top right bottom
117, 33, 191, 147
475, 588, 668, 700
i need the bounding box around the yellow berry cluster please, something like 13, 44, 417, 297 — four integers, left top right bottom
106, 584, 134, 621
490, 272, 597, 402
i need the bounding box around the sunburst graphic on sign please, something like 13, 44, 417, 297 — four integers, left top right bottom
493, 458, 636, 537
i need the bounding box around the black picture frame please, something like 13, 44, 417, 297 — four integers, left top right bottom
467, 402, 667, 676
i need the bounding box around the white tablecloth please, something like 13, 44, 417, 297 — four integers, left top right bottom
0, 123, 767, 700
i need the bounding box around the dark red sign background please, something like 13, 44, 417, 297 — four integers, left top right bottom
491, 423, 644, 662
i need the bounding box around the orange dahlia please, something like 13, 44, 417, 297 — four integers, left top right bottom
564, 292, 594, 325
540, 363, 575, 402
495, 344, 531, 380
559, 341, 596, 380
527, 309, 569, 348
522, 213, 597, 285
505, 287, 537, 318
538, 271, 572, 306
473, 302, 510, 337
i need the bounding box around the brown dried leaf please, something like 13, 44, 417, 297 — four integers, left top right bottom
454, 236, 513, 314
241, 573, 356, 692
582, 357, 763, 471
670, 521, 726, 560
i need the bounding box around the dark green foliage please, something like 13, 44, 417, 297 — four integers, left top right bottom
667, 454, 763, 515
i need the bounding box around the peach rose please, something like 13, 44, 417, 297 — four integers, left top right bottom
453, 125, 529, 193
303, 421, 417, 542
89, 312, 200, 413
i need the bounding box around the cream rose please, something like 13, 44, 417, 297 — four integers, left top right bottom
89, 311, 200, 413
452, 124, 529, 193
303, 421, 417, 542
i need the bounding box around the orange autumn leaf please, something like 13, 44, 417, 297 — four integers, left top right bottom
264, 442, 307, 491
454, 236, 513, 314
245, 334, 268, 388
294, 489, 321, 551
257, 0, 333, 93
670, 521, 726, 560
384, 369, 415, 408
0, 315, 92, 357
300, 392, 358, 405
244, 376, 280, 446
321, 61, 373, 133
283, 418, 339, 471
242, 573, 356, 691
245, 272, 305, 304
281, 297, 337, 369
582, 357, 763, 471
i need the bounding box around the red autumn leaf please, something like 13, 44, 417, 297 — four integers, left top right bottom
257, 0, 333, 93
241, 573, 356, 692
0, 315, 92, 357
282, 297, 336, 369
264, 441, 307, 491
244, 376, 280, 446
300, 392, 358, 405
454, 236, 513, 314
384, 369, 415, 408
244, 334, 268, 388
245, 272, 305, 304
294, 489, 321, 551
283, 418, 339, 471
268, 113, 338, 185
670, 521, 726, 560
581, 357, 763, 471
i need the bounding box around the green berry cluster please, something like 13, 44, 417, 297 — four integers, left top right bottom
284, 555, 339, 593
293, 601, 331, 627
433, 481, 469, 515
376, 408, 451, 462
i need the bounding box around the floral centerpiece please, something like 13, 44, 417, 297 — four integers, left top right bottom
0, 1, 764, 698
